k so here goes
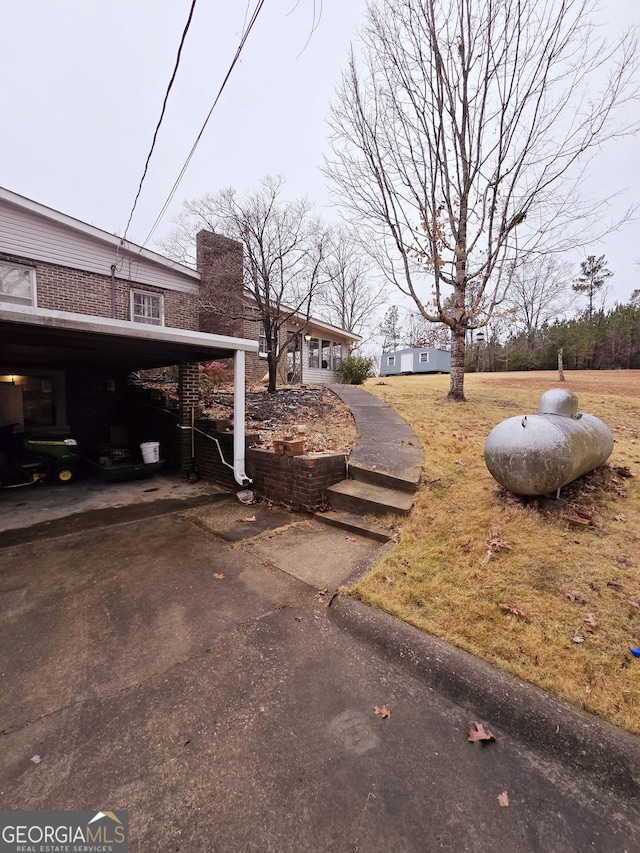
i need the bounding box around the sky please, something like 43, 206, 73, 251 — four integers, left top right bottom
1, 0, 639, 311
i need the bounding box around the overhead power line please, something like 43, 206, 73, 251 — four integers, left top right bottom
141, 0, 267, 248
122, 0, 199, 245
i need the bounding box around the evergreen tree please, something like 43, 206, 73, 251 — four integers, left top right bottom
573, 255, 613, 319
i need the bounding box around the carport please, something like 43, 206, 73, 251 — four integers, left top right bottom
0, 303, 259, 486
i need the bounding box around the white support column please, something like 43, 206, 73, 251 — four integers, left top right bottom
233, 349, 252, 487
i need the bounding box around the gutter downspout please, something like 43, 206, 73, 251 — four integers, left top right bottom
110, 264, 117, 319
233, 349, 252, 487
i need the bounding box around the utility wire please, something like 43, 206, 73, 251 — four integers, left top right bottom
141, 0, 267, 248
122, 0, 199, 245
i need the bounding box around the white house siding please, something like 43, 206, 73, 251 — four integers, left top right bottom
0, 198, 199, 295
302, 339, 344, 384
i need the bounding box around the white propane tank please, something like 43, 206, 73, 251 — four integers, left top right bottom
483, 389, 613, 496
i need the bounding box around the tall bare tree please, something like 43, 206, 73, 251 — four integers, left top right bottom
161, 176, 329, 392
317, 225, 384, 341
325, 0, 638, 400
507, 256, 576, 355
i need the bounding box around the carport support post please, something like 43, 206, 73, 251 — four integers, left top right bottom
178, 362, 199, 476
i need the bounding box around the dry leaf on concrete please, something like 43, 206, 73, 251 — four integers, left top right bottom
498, 791, 510, 807
467, 722, 495, 743
373, 705, 391, 719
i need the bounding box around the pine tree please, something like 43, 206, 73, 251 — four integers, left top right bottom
572, 255, 613, 319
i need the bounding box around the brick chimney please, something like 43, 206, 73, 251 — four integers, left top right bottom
196, 230, 244, 338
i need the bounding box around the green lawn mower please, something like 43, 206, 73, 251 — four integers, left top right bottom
0, 423, 82, 487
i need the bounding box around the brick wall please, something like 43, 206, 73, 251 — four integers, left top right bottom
65, 371, 127, 451
0, 252, 199, 330
196, 231, 244, 338
246, 448, 346, 511
190, 422, 346, 509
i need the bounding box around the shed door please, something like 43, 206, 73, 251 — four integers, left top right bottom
401, 353, 413, 373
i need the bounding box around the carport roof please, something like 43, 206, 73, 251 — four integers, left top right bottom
0, 304, 259, 372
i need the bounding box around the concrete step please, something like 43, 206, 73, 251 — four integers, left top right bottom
348, 461, 419, 494
313, 509, 395, 542
327, 479, 414, 517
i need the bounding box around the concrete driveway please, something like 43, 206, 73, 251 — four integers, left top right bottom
1, 499, 638, 852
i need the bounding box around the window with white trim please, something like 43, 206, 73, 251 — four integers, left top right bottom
419, 351, 429, 363
321, 339, 331, 369
131, 290, 164, 325
387, 355, 396, 366
258, 322, 268, 356
0, 262, 36, 306
308, 337, 320, 368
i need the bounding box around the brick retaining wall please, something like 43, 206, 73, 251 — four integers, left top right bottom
246, 447, 346, 511
190, 423, 346, 509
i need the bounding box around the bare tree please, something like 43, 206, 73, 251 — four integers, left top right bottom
404, 312, 451, 350
317, 225, 385, 340
507, 256, 576, 354
325, 0, 639, 400
161, 176, 329, 392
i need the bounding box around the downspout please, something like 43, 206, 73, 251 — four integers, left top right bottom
110, 264, 117, 319
233, 349, 252, 487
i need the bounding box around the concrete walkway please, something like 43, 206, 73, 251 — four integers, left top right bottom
326, 384, 424, 518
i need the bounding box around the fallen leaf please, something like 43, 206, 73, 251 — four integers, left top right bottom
612, 465, 633, 478
485, 529, 512, 553
565, 514, 592, 527
566, 590, 590, 604
373, 705, 391, 719
240, 515, 256, 523
614, 514, 626, 522
31, 755, 41, 764
212, 572, 225, 579
583, 613, 598, 628
381, 575, 395, 584
607, 579, 624, 591
572, 633, 585, 644
628, 598, 640, 610
468, 721, 496, 743
498, 603, 527, 618
498, 791, 509, 807
345, 536, 357, 542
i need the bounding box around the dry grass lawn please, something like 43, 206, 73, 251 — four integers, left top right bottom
349, 370, 640, 734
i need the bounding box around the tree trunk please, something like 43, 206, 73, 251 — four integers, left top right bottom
447, 327, 467, 401
557, 348, 565, 382
267, 351, 278, 394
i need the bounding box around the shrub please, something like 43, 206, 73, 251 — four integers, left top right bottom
337, 355, 374, 385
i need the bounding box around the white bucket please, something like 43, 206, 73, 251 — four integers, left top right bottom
140, 441, 160, 464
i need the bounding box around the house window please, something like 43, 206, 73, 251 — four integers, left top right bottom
308, 338, 319, 369
321, 340, 331, 369
419, 351, 429, 363
332, 342, 342, 369
388, 355, 396, 366
131, 290, 163, 325
259, 321, 268, 356
0, 262, 36, 306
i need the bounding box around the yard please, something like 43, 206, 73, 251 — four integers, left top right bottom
349, 371, 640, 734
